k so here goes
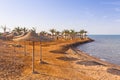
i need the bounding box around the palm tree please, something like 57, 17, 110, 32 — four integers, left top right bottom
21, 27, 28, 33
55, 31, 60, 40
30, 27, 36, 32
49, 29, 56, 38
1, 25, 7, 33
79, 29, 85, 39
69, 29, 76, 39
84, 30, 87, 39
12, 27, 22, 35
40, 31, 47, 36
62, 29, 70, 39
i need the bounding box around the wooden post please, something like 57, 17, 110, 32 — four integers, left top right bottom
14, 45, 15, 52
24, 41, 26, 56
13, 45, 15, 64
40, 41, 42, 63
32, 41, 35, 73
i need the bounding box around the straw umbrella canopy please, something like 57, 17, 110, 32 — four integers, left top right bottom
6, 32, 17, 40
13, 32, 27, 53
13, 31, 41, 73
38, 35, 52, 63
1, 32, 16, 40
13, 31, 40, 42
13, 32, 27, 39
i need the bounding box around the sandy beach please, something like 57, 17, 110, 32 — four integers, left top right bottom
0, 38, 120, 80
1, 0, 120, 79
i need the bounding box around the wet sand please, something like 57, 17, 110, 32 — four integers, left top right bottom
0, 38, 120, 80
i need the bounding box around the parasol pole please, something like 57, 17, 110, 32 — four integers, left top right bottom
40, 41, 42, 63
32, 41, 35, 73
24, 41, 26, 56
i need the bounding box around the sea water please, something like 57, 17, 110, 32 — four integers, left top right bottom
77, 35, 120, 65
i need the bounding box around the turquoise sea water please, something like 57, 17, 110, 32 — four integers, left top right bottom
77, 35, 120, 65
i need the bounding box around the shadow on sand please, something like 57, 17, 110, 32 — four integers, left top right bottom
50, 46, 69, 54
50, 50, 67, 54
57, 56, 79, 61
107, 68, 120, 76
76, 60, 105, 66
40, 61, 49, 64
33, 71, 40, 74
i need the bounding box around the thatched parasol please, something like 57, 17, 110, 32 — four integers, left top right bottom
13, 32, 27, 54
13, 31, 53, 73
39, 35, 53, 42
13, 32, 27, 39
13, 31, 41, 73
13, 31, 40, 42
0, 32, 16, 40
6, 32, 17, 40
38, 35, 53, 63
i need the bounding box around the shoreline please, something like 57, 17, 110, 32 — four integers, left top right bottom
73, 48, 120, 69
67, 38, 120, 68
61, 38, 120, 79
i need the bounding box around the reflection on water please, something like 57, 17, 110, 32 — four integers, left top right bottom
77, 35, 120, 65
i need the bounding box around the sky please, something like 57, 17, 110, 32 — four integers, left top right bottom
0, 0, 120, 34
